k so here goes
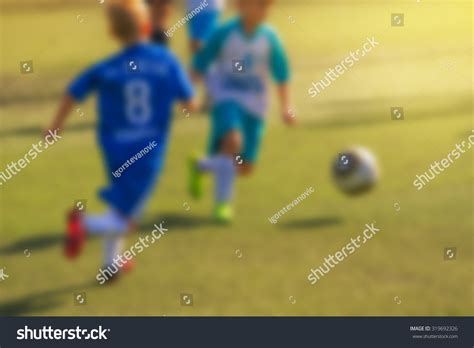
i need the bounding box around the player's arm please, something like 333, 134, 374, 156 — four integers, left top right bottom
269, 30, 295, 125
277, 83, 295, 125
45, 95, 75, 135
46, 65, 98, 135
171, 55, 198, 115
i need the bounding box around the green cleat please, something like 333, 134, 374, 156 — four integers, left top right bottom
213, 203, 233, 224
188, 154, 204, 200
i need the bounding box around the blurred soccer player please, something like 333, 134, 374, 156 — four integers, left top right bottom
46, 0, 195, 280
189, 0, 294, 223
147, 0, 174, 46
187, 0, 225, 54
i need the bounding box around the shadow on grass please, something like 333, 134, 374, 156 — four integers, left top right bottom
0, 280, 97, 316
0, 122, 94, 139
0, 232, 63, 256
301, 95, 471, 130
281, 216, 343, 229
140, 212, 217, 231
0, 212, 215, 256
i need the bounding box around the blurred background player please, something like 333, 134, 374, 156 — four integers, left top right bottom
147, 0, 174, 46
46, 0, 194, 280
189, 0, 294, 223
187, 0, 225, 54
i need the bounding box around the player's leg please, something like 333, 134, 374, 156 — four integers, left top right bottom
189, 102, 239, 199
209, 103, 243, 222
65, 208, 130, 260
238, 111, 265, 177
65, 204, 134, 285
104, 154, 165, 276
95, 187, 155, 283
189, 102, 241, 223
85, 209, 131, 274
83, 209, 130, 235
65, 147, 160, 283
212, 129, 240, 223
102, 232, 135, 284
210, 113, 264, 221
64, 147, 137, 283
96, 161, 159, 277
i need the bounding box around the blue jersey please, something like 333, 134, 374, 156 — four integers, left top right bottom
68, 43, 193, 218
69, 42, 193, 144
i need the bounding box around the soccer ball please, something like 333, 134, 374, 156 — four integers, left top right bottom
332, 146, 380, 195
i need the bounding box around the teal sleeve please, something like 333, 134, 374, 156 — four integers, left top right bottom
192, 26, 228, 73
269, 31, 290, 83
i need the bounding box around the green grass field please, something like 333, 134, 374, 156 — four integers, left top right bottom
0, 1, 472, 316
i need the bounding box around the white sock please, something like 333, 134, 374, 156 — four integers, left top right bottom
103, 235, 124, 266
198, 156, 221, 172
83, 209, 129, 236
214, 155, 236, 203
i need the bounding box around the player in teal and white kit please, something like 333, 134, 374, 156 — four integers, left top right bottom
189, 0, 295, 223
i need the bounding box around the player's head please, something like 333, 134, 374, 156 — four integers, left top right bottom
236, 0, 274, 25
106, 0, 151, 44
146, 0, 174, 29
146, 0, 173, 12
